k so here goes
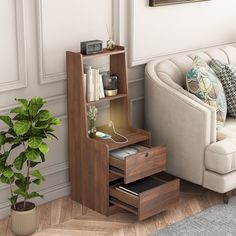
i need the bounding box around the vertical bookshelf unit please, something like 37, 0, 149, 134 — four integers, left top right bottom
67, 46, 179, 220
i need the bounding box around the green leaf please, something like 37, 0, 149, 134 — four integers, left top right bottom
0, 134, 5, 146
14, 189, 27, 198
16, 98, 28, 109
46, 132, 58, 140
31, 170, 45, 181
32, 179, 41, 185
28, 137, 42, 149
51, 118, 61, 126
25, 149, 40, 161
13, 114, 28, 121
3, 167, 14, 178
39, 142, 49, 154
14, 153, 27, 170
40, 153, 45, 162
13, 120, 31, 136
29, 97, 46, 117
15, 179, 26, 191
0, 174, 14, 184
0, 116, 13, 127
10, 107, 27, 115
30, 161, 40, 168
28, 192, 44, 199
15, 173, 25, 181
37, 110, 52, 122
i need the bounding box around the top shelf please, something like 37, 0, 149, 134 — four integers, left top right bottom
81, 46, 125, 59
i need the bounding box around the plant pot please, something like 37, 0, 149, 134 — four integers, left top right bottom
11, 202, 36, 236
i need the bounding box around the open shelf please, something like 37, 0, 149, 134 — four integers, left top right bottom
86, 94, 127, 106
81, 46, 125, 59
94, 127, 150, 151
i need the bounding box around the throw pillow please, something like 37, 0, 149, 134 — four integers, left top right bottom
209, 59, 236, 118
186, 56, 227, 127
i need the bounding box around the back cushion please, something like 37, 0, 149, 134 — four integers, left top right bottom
155, 46, 236, 90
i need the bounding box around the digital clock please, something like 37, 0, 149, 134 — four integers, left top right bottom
80, 40, 103, 55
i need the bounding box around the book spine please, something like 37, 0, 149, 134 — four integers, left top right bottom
99, 74, 105, 98
86, 66, 94, 102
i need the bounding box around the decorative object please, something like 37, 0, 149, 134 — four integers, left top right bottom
88, 105, 98, 138
80, 40, 103, 55
106, 24, 115, 50
152, 197, 236, 235
0, 97, 61, 235
210, 59, 236, 118
149, 0, 210, 7
186, 56, 227, 127
102, 73, 118, 96
67, 46, 180, 221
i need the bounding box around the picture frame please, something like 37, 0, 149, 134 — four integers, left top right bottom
149, 0, 210, 7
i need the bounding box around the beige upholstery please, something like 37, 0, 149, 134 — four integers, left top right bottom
145, 45, 236, 193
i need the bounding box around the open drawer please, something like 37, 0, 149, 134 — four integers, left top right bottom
109, 145, 167, 184
110, 172, 179, 221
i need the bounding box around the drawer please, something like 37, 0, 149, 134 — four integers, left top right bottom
110, 145, 167, 184
109, 172, 179, 221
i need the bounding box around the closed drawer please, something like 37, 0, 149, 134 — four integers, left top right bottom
110, 172, 179, 221
110, 145, 167, 184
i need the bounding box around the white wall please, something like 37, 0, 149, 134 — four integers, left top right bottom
0, 0, 236, 218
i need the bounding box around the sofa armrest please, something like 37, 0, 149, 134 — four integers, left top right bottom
145, 64, 215, 185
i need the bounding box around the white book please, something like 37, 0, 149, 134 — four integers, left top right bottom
92, 69, 100, 101
83, 73, 87, 97
99, 74, 105, 98
86, 66, 94, 102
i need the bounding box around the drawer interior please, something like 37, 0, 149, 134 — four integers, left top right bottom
109, 172, 179, 220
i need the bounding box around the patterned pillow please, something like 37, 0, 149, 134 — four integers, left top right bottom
186, 57, 227, 127
209, 59, 236, 118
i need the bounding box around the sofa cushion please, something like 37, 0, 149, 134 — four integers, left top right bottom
217, 117, 236, 141
209, 59, 236, 118
186, 56, 227, 127
205, 138, 236, 174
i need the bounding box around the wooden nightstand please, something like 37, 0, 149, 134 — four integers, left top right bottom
66, 46, 180, 221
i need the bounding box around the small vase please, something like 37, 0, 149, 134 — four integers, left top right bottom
89, 120, 97, 138
107, 39, 115, 50
11, 202, 36, 236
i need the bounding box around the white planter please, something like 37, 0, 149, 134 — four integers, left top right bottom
11, 202, 36, 236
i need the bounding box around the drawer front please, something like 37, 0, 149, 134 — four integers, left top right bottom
139, 179, 180, 220
125, 145, 167, 183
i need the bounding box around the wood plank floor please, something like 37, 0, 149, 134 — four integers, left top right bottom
0, 180, 235, 236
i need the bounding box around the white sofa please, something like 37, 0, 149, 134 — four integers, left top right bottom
145, 45, 236, 202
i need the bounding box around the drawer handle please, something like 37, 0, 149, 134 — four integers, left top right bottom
145, 152, 149, 157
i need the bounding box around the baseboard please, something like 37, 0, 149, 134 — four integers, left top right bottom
0, 182, 71, 219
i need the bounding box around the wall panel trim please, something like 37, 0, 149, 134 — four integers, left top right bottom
0, 0, 28, 92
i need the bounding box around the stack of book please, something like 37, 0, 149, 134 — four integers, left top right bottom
83, 66, 105, 102
115, 177, 164, 196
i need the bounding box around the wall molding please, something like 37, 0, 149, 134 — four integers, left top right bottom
0, 0, 28, 92
37, 0, 115, 85
130, 96, 144, 126
128, 0, 236, 67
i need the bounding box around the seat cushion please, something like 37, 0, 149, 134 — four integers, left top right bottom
205, 138, 236, 174
209, 59, 236, 117
186, 56, 227, 127
217, 117, 236, 141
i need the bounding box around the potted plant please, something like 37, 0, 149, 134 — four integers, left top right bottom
0, 97, 61, 235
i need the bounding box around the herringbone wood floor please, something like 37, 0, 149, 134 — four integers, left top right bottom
1, 180, 235, 236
